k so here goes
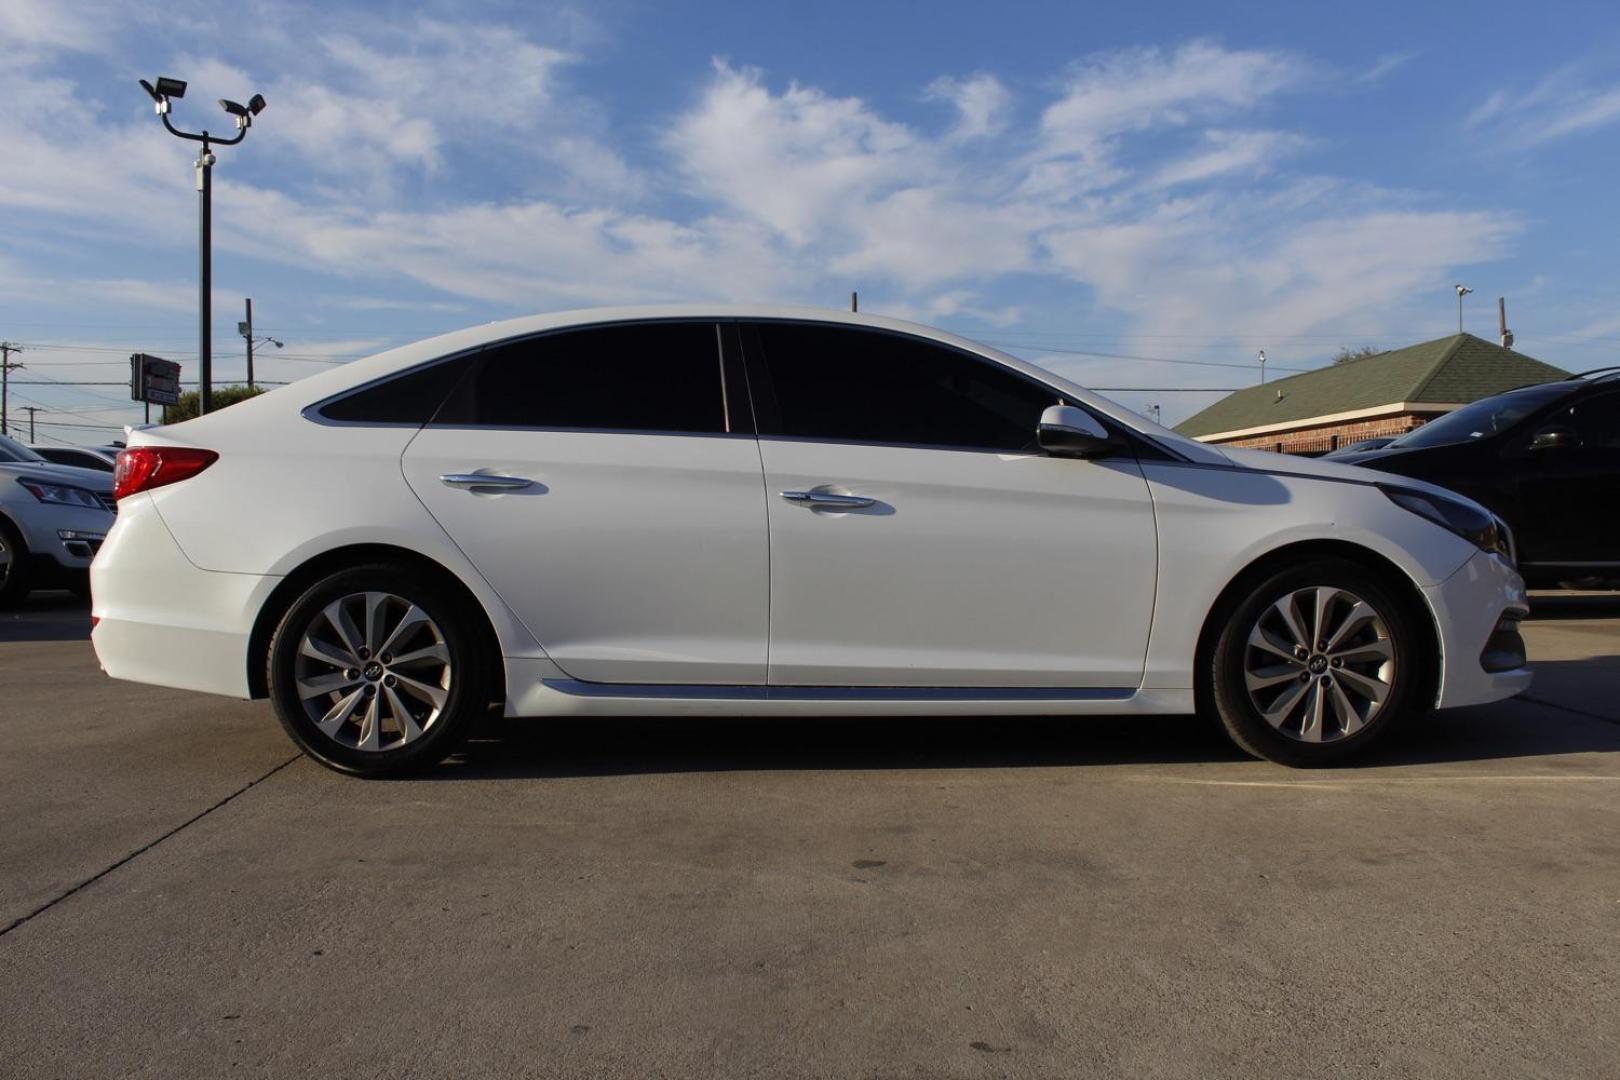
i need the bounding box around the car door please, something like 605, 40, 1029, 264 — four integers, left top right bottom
742, 321, 1158, 689
1513, 388, 1620, 569
401, 321, 769, 685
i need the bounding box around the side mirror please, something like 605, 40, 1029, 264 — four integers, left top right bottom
1528, 425, 1577, 452
1037, 404, 1112, 459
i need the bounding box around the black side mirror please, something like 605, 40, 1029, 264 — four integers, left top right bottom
1529, 425, 1578, 452
1037, 405, 1112, 459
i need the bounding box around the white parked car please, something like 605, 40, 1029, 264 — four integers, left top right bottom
91, 307, 1530, 775
0, 435, 116, 605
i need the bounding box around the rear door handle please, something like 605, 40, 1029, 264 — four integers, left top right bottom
440, 473, 535, 492
780, 490, 875, 509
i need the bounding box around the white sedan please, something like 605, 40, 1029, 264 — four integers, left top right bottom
91, 306, 1530, 775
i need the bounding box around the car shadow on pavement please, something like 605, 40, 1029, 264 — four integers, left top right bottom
0, 592, 91, 644
427, 692, 1620, 781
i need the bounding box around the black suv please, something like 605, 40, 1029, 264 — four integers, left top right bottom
1334, 370, 1620, 587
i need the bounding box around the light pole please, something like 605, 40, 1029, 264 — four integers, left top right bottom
237, 298, 282, 392
1258, 349, 1267, 384
139, 77, 266, 415
1455, 284, 1473, 335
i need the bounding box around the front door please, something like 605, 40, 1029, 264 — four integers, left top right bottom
1514, 388, 1620, 569
743, 321, 1158, 688
401, 321, 769, 685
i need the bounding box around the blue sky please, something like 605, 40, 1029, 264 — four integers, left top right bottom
4, 0, 1620, 443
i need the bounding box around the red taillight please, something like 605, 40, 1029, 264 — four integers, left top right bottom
113, 447, 219, 501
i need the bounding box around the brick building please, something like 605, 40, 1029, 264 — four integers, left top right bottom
1174, 333, 1568, 455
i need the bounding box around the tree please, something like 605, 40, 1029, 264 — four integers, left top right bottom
1331, 345, 1382, 365
161, 384, 266, 423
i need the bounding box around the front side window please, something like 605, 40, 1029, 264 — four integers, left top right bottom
435, 322, 729, 434
1552, 391, 1620, 451
748, 323, 1060, 451
1388, 383, 1572, 450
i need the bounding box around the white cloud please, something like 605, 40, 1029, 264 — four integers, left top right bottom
1147, 129, 1311, 189
1466, 66, 1620, 147
926, 73, 1013, 140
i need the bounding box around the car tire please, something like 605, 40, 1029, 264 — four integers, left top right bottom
0, 518, 31, 609
267, 562, 492, 777
1207, 558, 1424, 767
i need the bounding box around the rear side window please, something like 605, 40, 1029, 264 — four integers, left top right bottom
319, 359, 469, 424
749, 322, 1058, 451
434, 322, 729, 434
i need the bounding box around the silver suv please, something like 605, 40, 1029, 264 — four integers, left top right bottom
0, 434, 116, 605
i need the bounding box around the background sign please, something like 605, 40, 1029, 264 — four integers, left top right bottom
130, 353, 181, 406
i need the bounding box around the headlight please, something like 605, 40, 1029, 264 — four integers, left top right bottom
18, 477, 107, 510
1380, 484, 1503, 555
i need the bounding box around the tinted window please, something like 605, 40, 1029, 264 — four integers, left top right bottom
1555, 390, 1620, 450
751, 323, 1059, 451
320, 359, 469, 424
436, 322, 728, 433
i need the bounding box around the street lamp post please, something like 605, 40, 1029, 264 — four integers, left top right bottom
1455, 284, 1473, 335
139, 78, 265, 415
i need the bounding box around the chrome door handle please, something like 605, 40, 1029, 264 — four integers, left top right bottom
780, 490, 876, 509
440, 473, 535, 492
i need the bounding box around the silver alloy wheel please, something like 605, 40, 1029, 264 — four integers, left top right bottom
1243, 585, 1396, 743
294, 591, 452, 752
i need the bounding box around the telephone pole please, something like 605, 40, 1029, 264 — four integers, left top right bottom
22, 406, 39, 442
0, 342, 23, 437
243, 297, 254, 391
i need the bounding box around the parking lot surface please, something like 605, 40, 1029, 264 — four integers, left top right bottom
2, 592, 1617, 1078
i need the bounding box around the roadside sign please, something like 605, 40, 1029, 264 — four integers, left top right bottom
130, 353, 181, 405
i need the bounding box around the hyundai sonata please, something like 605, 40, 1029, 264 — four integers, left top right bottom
91, 307, 1530, 775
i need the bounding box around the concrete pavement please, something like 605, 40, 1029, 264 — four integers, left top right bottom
1, 592, 1616, 1078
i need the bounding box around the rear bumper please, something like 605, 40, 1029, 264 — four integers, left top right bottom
90, 494, 274, 699
1425, 548, 1532, 709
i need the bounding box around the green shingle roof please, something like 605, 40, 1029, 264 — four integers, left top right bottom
1174, 334, 1569, 439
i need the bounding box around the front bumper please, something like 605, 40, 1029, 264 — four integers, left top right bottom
90, 493, 275, 698
1424, 548, 1532, 709
12, 501, 114, 571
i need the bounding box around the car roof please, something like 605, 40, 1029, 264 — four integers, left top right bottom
144, 304, 1232, 467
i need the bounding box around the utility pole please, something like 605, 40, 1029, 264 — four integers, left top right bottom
22, 406, 39, 442
0, 342, 23, 437
851, 291, 858, 313
243, 297, 254, 391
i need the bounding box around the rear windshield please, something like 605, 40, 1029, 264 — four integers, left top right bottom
1388, 383, 1572, 449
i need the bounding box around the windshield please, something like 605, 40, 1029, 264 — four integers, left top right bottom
0, 434, 48, 463
1387, 383, 1572, 450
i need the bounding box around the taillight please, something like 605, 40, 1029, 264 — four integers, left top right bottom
113, 447, 219, 501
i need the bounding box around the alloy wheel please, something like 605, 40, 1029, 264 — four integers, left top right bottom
1243, 585, 1396, 743
293, 591, 452, 752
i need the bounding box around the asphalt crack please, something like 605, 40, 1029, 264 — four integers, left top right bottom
0, 753, 302, 940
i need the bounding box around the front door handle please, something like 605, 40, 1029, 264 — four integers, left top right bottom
780, 490, 876, 509
440, 473, 535, 492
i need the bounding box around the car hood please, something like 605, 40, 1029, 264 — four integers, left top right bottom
1213, 444, 1496, 516
0, 459, 115, 493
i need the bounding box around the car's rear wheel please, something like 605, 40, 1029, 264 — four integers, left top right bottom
0, 519, 30, 609
267, 563, 491, 777
1208, 559, 1424, 767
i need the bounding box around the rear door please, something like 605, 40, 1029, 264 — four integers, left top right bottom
401, 321, 769, 685
742, 321, 1158, 688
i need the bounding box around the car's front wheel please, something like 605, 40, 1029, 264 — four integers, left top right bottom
1207, 558, 1425, 767
267, 563, 491, 777
0, 518, 30, 609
